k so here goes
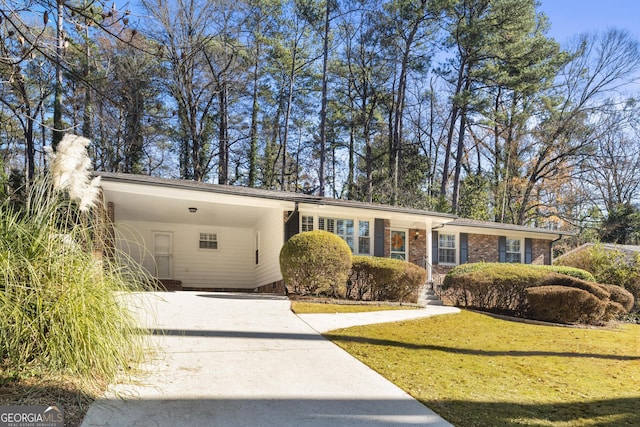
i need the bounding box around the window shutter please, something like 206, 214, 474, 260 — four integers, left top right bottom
374, 218, 385, 257
460, 233, 468, 264
525, 238, 533, 264
432, 230, 439, 265
499, 236, 506, 262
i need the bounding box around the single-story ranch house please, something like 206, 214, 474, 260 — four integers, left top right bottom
97, 172, 572, 293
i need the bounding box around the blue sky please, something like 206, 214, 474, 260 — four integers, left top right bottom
538, 0, 640, 44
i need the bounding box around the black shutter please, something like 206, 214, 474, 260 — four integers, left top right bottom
499, 236, 506, 262
374, 218, 385, 257
525, 238, 533, 264
432, 230, 439, 265
460, 233, 468, 264
284, 210, 300, 242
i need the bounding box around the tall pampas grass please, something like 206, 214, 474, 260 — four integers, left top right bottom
0, 134, 152, 384
45, 134, 101, 211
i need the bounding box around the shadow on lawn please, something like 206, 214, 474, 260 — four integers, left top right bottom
323, 333, 640, 361
427, 397, 640, 427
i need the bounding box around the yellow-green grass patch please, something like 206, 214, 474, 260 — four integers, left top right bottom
325, 310, 640, 426
291, 301, 420, 314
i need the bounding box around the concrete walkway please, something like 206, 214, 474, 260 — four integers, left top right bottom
81, 292, 456, 427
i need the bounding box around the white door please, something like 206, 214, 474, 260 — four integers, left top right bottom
153, 232, 173, 279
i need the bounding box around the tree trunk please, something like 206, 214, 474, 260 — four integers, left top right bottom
318, 0, 331, 196
53, 0, 64, 149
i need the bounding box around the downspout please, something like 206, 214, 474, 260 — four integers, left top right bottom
284, 201, 299, 224
549, 233, 564, 265
284, 202, 299, 242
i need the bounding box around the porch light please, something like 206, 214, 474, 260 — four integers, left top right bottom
188, 207, 198, 213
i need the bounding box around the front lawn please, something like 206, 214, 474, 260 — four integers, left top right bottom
290, 301, 420, 314
325, 310, 640, 426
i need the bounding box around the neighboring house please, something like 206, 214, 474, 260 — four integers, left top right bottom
556, 242, 640, 263
97, 172, 571, 293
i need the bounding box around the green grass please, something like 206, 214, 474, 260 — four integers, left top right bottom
325, 310, 640, 426
291, 301, 420, 314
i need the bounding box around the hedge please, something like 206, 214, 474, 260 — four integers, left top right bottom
555, 244, 640, 311
442, 262, 634, 324
525, 286, 606, 324
348, 256, 426, 303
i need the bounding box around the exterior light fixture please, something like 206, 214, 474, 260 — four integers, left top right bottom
188, 207, 198, 213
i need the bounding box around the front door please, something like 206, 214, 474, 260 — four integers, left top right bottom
153, 232, 173, 279
390, 229, 407, 260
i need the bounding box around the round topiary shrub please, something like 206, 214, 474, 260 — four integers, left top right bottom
279, 230, 352, 297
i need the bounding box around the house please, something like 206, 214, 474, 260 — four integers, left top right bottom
96, 172, 571, 293
431, 219, 571, 278
555, 242, 640, 263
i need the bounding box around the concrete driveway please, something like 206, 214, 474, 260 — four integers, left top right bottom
81, 292, 455, 426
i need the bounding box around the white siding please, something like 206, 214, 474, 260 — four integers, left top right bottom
254, 209, 285, 287
115, 220, 256, 289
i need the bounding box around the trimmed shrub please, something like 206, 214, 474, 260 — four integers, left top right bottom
534, 265, 596, 282
538, 273, 610, 300
601, 284, 635, 312
555, 244, 640, 311
442, 262, 633, 323
442, 263, 548, 314
348, 256, 426, 303
525, 286, 606, 325
280, 230, 352, 297
443, 262, 595, 286
603, 301, 627, 322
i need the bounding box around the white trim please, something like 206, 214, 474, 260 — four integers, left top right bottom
437, 232, 458, 265
390, 228, 408, 260
152, 231, 173, 279
254, 231, 261, 266
505, 237, 523, 263
198, 231, 220, 251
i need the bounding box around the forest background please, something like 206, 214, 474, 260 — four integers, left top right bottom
1, 0, 640, 248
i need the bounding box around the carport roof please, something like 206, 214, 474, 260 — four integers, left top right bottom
95, 172, 457, 220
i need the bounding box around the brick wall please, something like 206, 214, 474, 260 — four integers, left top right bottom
467, 234, 500, 263
408, 228, 427, 266
383, 220, 390, 257
531, 238, 550, 265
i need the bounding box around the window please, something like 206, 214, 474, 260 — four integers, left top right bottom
390, 230, 406, 260
336, 219, 355, 251
301, 216, 314, 232
199, 232, 218, 250
318, 216, 371, 255
358, 221, 370, 255
506, 238, 521, 263
438, 234, 456, 264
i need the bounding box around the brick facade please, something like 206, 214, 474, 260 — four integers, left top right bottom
408, 228, 427, 266
467, 234, 500, 263
531, 238, 550, 265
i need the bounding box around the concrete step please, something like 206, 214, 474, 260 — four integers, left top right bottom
418, 284, 444, 306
